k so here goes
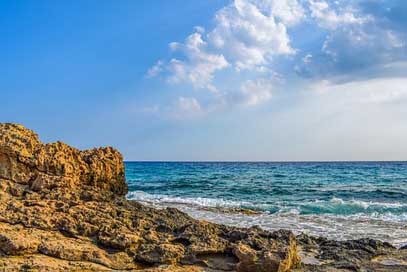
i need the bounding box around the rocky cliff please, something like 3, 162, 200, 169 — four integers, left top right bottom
0, 123, 406, 271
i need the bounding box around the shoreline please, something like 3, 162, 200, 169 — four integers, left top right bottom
1, 123, 407, 271
128, 191, 407, 248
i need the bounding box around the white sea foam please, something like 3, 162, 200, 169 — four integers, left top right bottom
127, 191, 253, 208
297, 197, 407, 210
182, 207, 407, 247
127, 191, 407, 216
127, 191, 407, 247
329, 197, 407, 209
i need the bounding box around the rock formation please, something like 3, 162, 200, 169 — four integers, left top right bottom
0, 123, 406, 271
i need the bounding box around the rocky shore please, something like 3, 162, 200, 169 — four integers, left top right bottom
0, 123, 406, 271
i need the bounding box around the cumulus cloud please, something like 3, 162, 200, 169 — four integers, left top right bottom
147, 0, 407, 116
148, 0, 302, 95
166, 32, 229, 92
294, 0, 407, 80
208, 0, 296, 70
318, 27, 406, 76
309, 0, 372, 29
256, 0, 305, 26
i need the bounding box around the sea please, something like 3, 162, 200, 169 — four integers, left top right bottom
125, 161, 407, 247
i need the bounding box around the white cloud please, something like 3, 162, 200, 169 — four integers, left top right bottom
166, 32, 229, 92
146, 60, 164, 78
169, 42, 180, 51
167, 59, 186, 84
147, 0, 407, 116
317, 25, 407, 73
263, 77, 407, 161
252, 0, 305, 26
149, 0, 299, 95
177, 96, 202, 113
303, 54, 313, 64
356, 80, 407, 104
165, 96, 205, 119
309, 77, 407, 105
295, 1, 407, 78
309, 0, 372, 29
239, 78, 273, 106
194, 26, 205, 34
208, 0, 295, 70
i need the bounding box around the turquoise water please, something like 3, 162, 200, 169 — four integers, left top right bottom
125, 162, 407, 246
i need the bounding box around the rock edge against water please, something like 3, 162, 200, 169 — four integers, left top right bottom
0, 123, 406, 271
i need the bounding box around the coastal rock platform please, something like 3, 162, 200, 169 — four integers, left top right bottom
0, 123, 406, 271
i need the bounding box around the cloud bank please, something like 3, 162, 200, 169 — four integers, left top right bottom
148, 0, 407, 116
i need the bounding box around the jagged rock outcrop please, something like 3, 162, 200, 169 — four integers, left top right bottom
0, 123, 127, 201
0, 123, 406, 271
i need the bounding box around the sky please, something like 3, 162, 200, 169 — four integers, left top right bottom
1, 0, 407, 161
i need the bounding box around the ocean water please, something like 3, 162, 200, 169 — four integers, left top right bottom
125, 162, 407, 247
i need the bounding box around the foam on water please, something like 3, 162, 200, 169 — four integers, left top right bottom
128, 192, 407, 246
125, 161, 407, 247
128, 191, 407, 215
127, 191, 254, 208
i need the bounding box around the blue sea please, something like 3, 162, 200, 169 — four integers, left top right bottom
125, 162, 407, 246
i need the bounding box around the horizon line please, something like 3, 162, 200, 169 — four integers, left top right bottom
124, 160, 407, 163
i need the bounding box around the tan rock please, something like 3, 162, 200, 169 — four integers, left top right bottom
0, 224, 41, 255
137, 243, 186, 264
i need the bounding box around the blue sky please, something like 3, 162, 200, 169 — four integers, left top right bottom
2, 0, 407, 161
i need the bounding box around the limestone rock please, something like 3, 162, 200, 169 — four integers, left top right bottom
0, 123, 127, 200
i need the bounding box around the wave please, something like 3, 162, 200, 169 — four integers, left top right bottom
128, 191, 407, 217
187, 208, 407, 247
127, 191, 407, 245
329, 197, 407, 209
127, 191, 255, 209
298, 197, 407, 217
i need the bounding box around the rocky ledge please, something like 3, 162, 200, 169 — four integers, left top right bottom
0, 123, 406, 271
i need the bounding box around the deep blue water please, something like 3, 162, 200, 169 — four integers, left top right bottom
125, 162, 407, 245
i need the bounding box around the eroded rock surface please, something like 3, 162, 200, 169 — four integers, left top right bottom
0, 123, 405, 271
